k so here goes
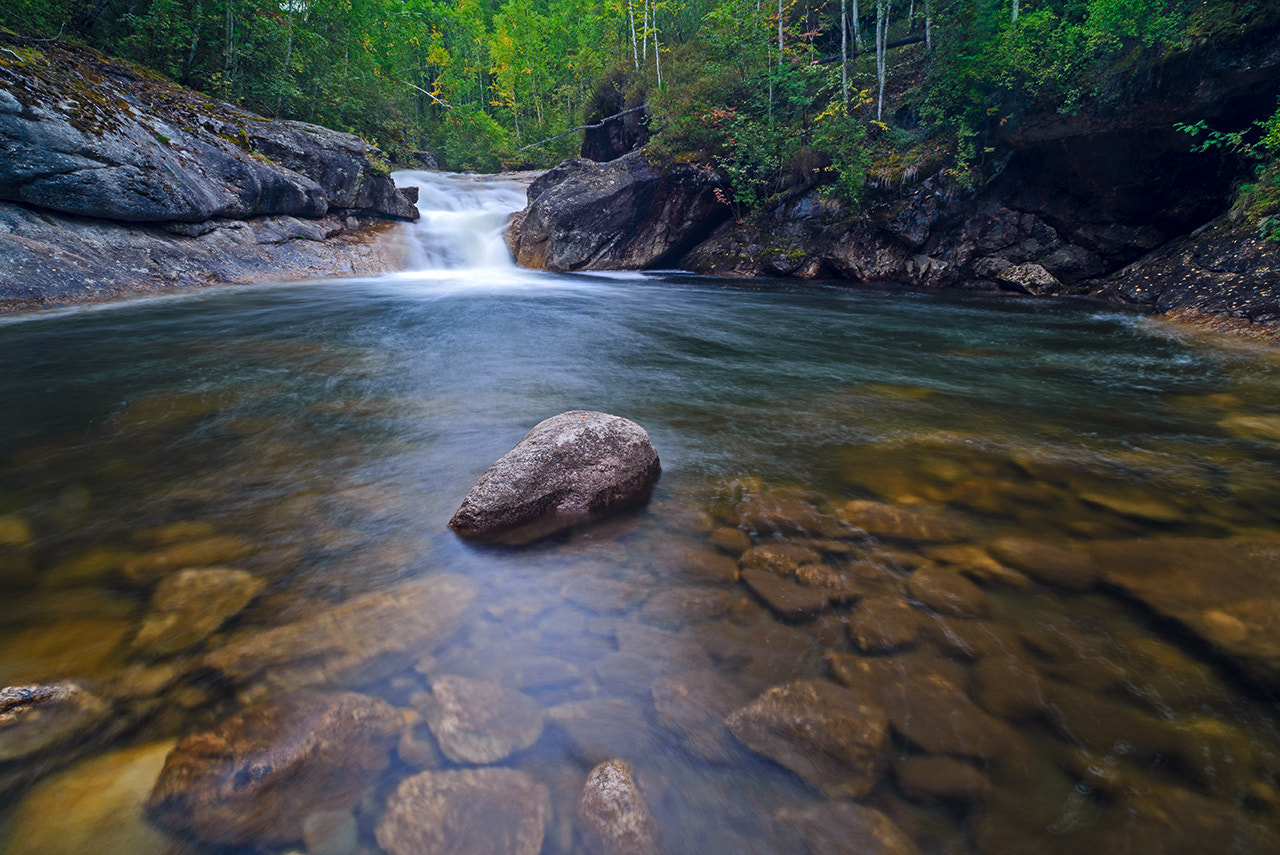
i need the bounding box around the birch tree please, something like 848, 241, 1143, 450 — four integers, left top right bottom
875, 0, 888, 120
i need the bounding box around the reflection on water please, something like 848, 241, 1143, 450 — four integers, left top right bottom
2, 174, 1280, 853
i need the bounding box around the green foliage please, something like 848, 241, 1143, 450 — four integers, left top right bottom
1, 0, 1271, 186
1181, 100, 1280, 242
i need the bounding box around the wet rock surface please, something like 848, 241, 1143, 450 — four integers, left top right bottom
146, 690, 402, 846
449, 411, 661, 543
505, 152, 728, 271
576, 759, 660, 855
0, 33, 416, 313
0, 682, 110, 763
376, 768, 552, 855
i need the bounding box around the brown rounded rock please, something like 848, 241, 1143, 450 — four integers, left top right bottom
146, 690, 402, 846
376, 768, 551, 855
726, 679, 890, 798
421, 675, 543, 764
449, 411, 660, 544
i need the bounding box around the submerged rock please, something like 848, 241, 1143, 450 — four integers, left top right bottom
449, 411, 661, 544
0, 682, 110, 761
5, 739, 186, 855
576, 759, 660, 855
420, 675, 543, 764
203, 573, 475, 693
376, 768, 551, 855
1090, 536, 1280, 687
726, 679, 890, 798
146, 690, 402, 846
131, 566, 264, 656
651, 669, 750, 763
776, 800, 920, 855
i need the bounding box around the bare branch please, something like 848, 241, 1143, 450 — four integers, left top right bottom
517, 105, 647, 153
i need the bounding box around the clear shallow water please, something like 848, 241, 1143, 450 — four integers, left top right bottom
2, 173, 1280, 853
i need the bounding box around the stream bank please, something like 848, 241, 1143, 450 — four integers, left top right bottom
0, 33, 419, 313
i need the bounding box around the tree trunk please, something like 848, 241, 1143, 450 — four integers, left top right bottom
875, 0, 888, 121
778, 0, 784, 54
926, 0, 932, 50
840, 0, 848, 108
852, 0, 863, 51
628, 0, 639, 68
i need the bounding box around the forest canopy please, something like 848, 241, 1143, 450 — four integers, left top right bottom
1, 0, 1275, 209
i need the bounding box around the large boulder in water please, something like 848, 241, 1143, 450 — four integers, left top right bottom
145, 690, 402, 847
505, 153, 728, 271
449, 411, 661, 544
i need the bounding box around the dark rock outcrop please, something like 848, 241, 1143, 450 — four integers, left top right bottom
146, 690, 402, 847
0, 37, 415, 224
449, 411, 661, 544
0, 34, 417, 312
506, 20, 1280, 336
505, 153, 728, 271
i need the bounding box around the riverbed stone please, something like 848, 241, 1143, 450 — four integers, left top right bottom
1089, 536, 1280, 687
739, 543, 823, 575
376, 768, 551, 855
708, 526, 752, 555
741, 567, 833, 619
146, 690, 402, 847
576, 759, 660, 855
449, 411, 661, 543
970, 654, 1048, 720
4, 739, 187, 855
726, 679, 891, 798
641, 586, 735, 628
988, 537, 1099, 591
202, 573, 475, 693
0, 682, 110, 761
848, 597, 922, 653
0, 617, 132, 685
119, 535, 257, 586
895, 755, 992, 804
654, 544, 740, 584
420, 675, 543, 764
546, 698, 653, 764
775, 800, 920, 855
132, 566, 265, 656
736, 492, 827, 536
0, 513, 32, 548
651, 669, 750, 762
905, 565, 988, 617
562, 574, 649, 614
837, 500, 968, 542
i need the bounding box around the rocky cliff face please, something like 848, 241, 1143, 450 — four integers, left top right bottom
505, 153, 727, 271
505, 23, 1280, 335
0, 34, 418, 311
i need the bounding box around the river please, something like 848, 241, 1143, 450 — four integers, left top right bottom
2, 170, 1280, 854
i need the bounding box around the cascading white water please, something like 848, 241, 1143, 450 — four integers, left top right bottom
394, 170, 530, 270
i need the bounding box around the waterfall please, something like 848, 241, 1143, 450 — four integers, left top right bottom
393, 171, 529, 271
